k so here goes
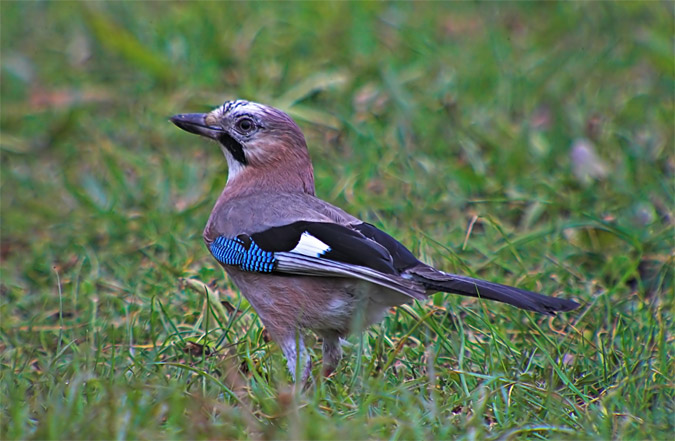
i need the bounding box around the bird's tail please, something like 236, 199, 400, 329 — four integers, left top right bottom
407, 265, 579, 315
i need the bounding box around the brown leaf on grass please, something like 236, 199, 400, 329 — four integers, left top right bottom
586, 114, 604, 140
220, 299, 242, 316
184, 341, 212, 357
0, 238, 26, 261
530, 105, 552, 130
439, 15, 483, 38
29, 86, 113, 111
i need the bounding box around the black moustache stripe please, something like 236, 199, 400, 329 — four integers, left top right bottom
218, 132, 248, 165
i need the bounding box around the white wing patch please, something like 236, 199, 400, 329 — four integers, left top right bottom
291, 231, 331, 257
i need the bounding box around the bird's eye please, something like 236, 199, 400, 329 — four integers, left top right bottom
235, 118, 256, 134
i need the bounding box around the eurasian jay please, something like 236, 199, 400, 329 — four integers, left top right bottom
170, 100, 579, 381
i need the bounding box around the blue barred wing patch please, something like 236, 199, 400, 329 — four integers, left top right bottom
210, 236, 277, 273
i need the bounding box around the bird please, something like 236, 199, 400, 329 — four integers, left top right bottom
170, 99, 580, 381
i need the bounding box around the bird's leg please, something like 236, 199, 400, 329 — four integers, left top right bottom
279, 331, 311, 382
321, 332, 343, 377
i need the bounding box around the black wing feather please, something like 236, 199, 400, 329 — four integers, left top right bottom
250, 221, 398, 274
249, 222, 307, 251
352, 222, 421, 272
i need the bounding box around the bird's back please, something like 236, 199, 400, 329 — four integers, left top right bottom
203, 191, 361, 244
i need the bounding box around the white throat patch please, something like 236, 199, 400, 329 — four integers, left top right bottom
220, 144, 246, 183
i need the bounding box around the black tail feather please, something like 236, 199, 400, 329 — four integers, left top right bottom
407, 265, 579, 315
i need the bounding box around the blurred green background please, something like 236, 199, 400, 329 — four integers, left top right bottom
1, 1, 673, 440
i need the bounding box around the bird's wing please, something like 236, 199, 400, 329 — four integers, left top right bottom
348, 222, 580, 314
350, 222, 421, 272
209, 220, 426, 300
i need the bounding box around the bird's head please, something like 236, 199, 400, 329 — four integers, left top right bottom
171, 100, 315, 195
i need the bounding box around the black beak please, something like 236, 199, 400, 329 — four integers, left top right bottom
170, 113, 223, 140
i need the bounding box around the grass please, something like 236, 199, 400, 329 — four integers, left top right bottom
1, 1, 673, 439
